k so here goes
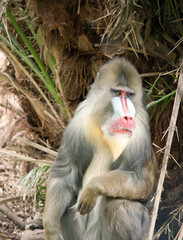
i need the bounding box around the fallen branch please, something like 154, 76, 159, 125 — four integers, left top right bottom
0, 233, 13, 239
0, 196, 21, 205
0, 204, 25, 230
148, 58, 183, 240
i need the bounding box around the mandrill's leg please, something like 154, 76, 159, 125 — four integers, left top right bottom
60, 209, 82, 240
102, 198, 150, 240
43, 178, 74, 240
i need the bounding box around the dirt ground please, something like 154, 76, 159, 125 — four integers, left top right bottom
0, 157, 43, 240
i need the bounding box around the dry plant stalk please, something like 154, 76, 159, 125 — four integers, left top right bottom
148, 59, 183, 239
0, 42, 63, 128
0, 148, 53, 165
17, 137, 58, 156
177, 223, 183, 240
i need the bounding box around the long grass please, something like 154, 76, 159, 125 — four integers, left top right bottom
0, 9, 70, 120
19, 165, 50, 206
144, 72, 178, 121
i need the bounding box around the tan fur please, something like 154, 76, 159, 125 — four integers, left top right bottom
83, 118, 129, 188
104, 135, 129, 161
86, 117, 129, 159
82, 146, 112, 187
86, 117, 104, 146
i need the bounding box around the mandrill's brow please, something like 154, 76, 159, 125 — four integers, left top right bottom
110, 86, 135, 94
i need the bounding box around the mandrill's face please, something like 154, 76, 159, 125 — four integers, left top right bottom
109, 87, 136, 136
101, 86, 136, 138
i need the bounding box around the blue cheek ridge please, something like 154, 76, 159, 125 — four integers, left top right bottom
111, 97, 124, 117
111, 97, 136, 118
126, 98, 136, 118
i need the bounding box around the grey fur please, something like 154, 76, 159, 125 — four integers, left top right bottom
43, 57, 157, 240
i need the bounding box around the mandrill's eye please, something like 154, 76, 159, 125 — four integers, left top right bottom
111, 89, 121, 97
125, 92, 135, 99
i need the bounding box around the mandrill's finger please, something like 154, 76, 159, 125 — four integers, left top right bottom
80, 203, 88, 215
77, 202, 87, 214
81, 205, 91, 215
79, 203, 95, 215
77, 202, 83, 212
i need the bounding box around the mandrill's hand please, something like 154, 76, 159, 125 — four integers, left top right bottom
77, 185, 99, 215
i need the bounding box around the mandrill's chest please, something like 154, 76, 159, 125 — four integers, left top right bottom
103, 134, 129, 161
86, 117, 130, 162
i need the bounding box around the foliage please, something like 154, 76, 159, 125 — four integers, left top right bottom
19, 165, 50, 206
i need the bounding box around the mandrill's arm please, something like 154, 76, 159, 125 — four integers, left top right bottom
77, 155, 156, 215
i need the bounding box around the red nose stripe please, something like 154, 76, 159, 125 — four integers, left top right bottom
120, 92, 135, 129
121, 92, 128, 114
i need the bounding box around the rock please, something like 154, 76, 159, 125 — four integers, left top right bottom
21, 229, 45, 240
25, 218, 43, 230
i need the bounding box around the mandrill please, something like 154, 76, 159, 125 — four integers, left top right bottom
43, 57, 158, 240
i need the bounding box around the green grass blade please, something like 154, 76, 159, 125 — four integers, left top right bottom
150, 104, 157, 121
144, 78, 162, 95
23, 17, 57, 76
24, 17, 42, 48
0, 24, 54, 87
0, 33, 51, 91
147, 90, 176, 108
157, 96, 172, 121
6, 8, 68, 114
6, 9, 54, 87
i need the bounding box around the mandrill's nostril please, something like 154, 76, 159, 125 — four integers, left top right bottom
120, 116, 135, 129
